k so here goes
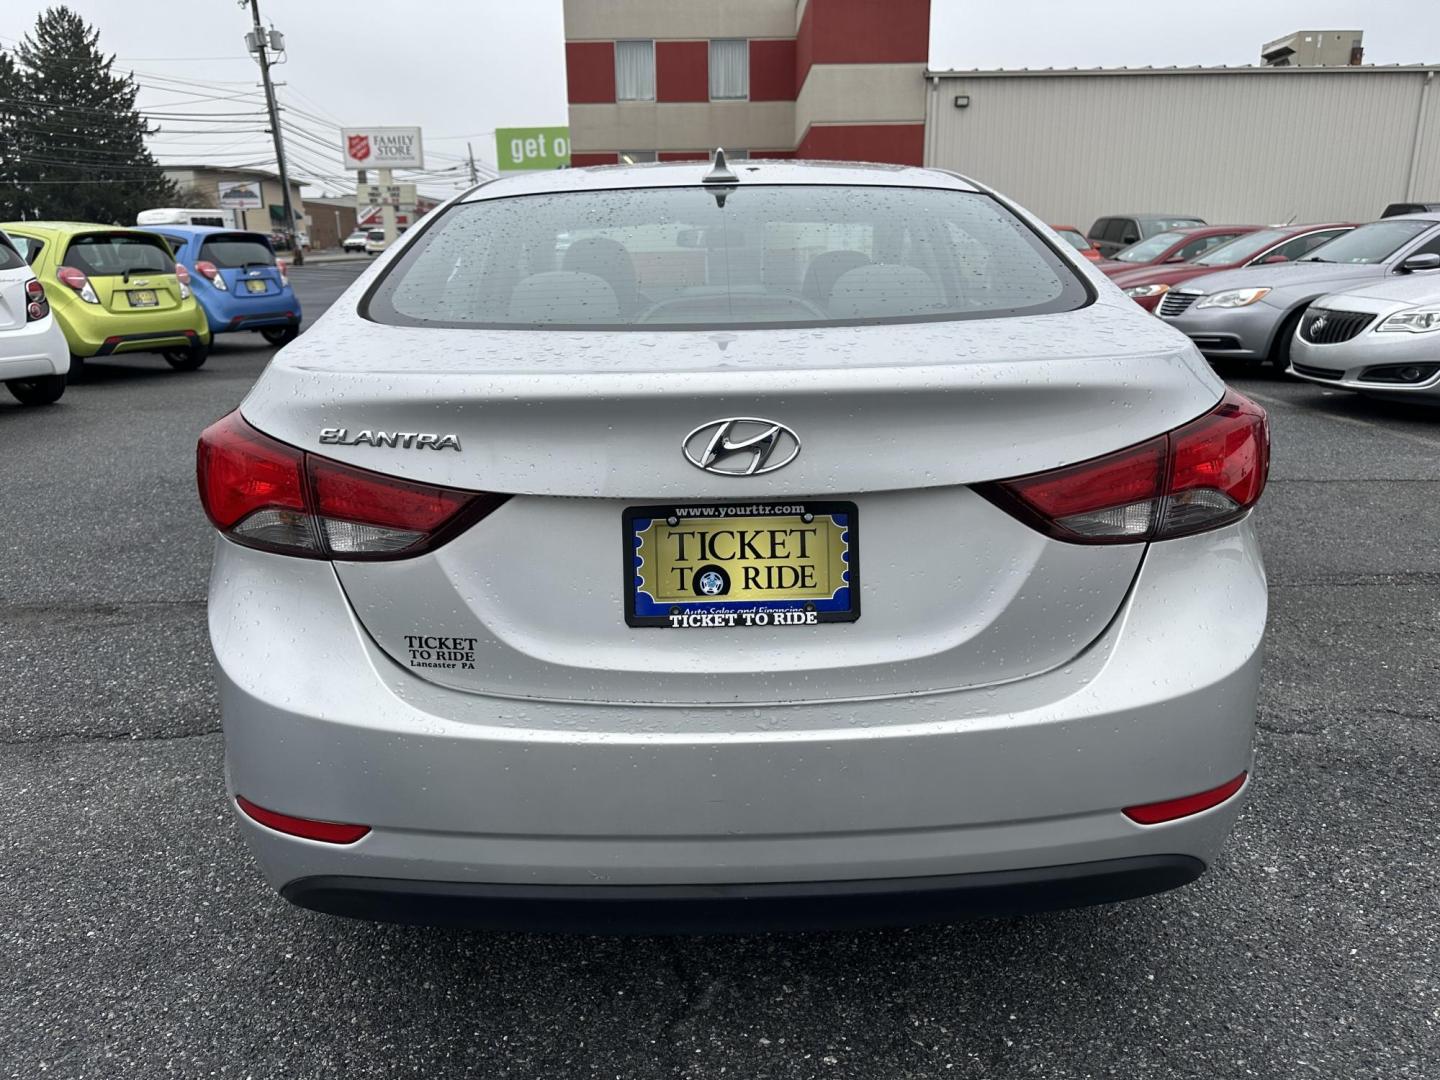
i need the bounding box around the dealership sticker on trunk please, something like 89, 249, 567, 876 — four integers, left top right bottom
624, 502, 858, 628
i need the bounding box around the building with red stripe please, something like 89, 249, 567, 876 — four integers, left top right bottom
564, 0, 929, 167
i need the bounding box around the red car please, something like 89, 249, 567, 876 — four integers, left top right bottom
1109, 223, 1356, 311
1097, 225, 1261, 278
1051, 224, 1103, 261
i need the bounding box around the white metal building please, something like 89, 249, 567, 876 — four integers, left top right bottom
923, 65, 1440, 228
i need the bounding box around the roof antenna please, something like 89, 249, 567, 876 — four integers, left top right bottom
703, 148, 738, 185
702, 148, 738, 206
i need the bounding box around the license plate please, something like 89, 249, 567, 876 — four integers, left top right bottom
128, 289, 157, 307
245, 279, 268, 293
624, 501, 859, 628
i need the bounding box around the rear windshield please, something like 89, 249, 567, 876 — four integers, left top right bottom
1189, 228, 1287, 267
368, 185, 1089, 330
1055, 229, 1091, 251
62, 233, 174, 276
1300, 220, 1432, 264
198, 234, 275, 268
1113, 231, 1186, 263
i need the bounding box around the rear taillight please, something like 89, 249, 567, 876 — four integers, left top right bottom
174, 262, 192, 300
25, 277, 48, 322
276, 258, 289, 287
56, 265, 99, 304
977, 390, 1269, 544
195, 260, 227, 291
196, 411, 507, 560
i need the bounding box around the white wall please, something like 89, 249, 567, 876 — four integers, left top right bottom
926, 67, 1440, 228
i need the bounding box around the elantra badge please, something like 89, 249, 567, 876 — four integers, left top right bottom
319, 427, 461, 451
682, 417, 800, 476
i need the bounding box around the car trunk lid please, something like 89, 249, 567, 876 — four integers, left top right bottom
199, 233, 284, 299
240, 302, 1222, 704
61, 231, 183, 315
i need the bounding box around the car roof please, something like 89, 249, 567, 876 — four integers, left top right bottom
143, 224, 250, 237
1163, 224, 1258, 234
0, 221, 170, 238
459, 160, 981, 202
1103, 213, 1206, 220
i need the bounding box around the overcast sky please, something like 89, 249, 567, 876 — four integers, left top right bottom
7, 0, 1438, 197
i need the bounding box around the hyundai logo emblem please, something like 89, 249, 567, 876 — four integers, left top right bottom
682, 417, 801, 476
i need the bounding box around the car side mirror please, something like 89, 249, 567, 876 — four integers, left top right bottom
1165, 254, 1186, 263
1261, 255, 1289, 265
1398, 253, 1440, 273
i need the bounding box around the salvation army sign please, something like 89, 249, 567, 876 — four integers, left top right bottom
340, 126, 424, 170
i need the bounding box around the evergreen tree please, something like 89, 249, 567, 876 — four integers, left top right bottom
5, 6, 178, 222
0, 49, 23, 219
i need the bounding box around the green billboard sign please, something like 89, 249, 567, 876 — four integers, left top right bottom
496, 126, 571, 171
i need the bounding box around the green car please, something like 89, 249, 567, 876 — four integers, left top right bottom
1, 222, 211, 371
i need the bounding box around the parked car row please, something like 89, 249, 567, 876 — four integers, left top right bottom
0, 221, 301, 406
1068, 208, 1440, 404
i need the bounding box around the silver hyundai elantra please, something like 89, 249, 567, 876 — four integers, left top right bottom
198, 159, 1269, 932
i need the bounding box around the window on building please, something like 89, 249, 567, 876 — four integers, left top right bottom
620, 151, 658, 164
709, 39, 749, 100
615, 40, 655, 101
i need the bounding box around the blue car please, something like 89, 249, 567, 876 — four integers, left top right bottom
147, 226, 301, 345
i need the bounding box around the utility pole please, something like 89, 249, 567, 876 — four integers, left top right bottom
245, 0, 303, 264
466, 142, 479, 185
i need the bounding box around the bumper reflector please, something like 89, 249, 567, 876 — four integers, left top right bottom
1123, 772, 1247, 825
235, 795, 371, 844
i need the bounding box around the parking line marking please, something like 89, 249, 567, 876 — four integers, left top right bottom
1241, 388, 1440, 453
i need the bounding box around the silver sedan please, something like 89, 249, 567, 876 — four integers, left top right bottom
196, 159, 1270, 932
1289, 273, 1440, 402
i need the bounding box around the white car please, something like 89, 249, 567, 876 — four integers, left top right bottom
342, 228, 370, 253
1288, 271, 1440, 403
363, 228, 389, 256
0, 230, 70, 406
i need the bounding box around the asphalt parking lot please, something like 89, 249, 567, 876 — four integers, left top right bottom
2, 261, 1437, 1079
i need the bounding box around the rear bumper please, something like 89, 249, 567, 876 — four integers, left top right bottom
0, 315, 69, 379
62, 321, 210, 357
199, 293, 301, 334
210, 518, 1265, 925
93, 328, 204, 356
282, 855, 1206, 933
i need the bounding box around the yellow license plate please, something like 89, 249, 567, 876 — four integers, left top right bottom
624, 501, 858, 628
128, 289, 158, 307
245, 279, 268, 293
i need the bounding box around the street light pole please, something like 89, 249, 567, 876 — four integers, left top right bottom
245, 0, 302, 264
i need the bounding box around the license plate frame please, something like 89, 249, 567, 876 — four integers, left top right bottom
245, 278, 268, 293
128, 289, 158, 307
623, 500, 859, 629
